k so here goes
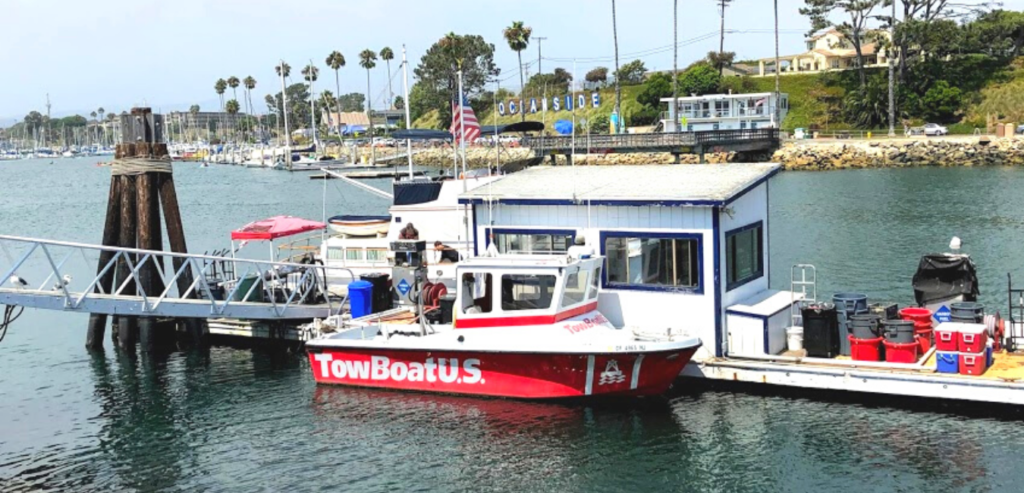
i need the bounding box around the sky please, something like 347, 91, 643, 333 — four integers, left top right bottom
2, 0, 1022, 126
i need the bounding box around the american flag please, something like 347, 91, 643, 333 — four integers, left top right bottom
450, 96, 481, 144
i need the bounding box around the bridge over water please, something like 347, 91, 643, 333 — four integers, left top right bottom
522, 128, 780, 163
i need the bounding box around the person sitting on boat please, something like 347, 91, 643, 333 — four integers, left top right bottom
399, 223, 419, 240
434, 241, 460, 263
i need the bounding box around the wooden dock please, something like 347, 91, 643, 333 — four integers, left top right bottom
311, 170, 426, 180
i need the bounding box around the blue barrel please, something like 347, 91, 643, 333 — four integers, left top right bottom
348, 280, 373, 319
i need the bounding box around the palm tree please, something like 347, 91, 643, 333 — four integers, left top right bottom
97, 107, 105, 144
244, 76, 257, 141
302, 63, 319, 141
226, 99, 241, 142
227, 76, 241, 139
503, 21, 532, 122
326, 50, 346, 136
380, 47, 394, 109
612, 0, 621, 133
360, 49, 376, 159
90, 111, 98, 144
189, 104, 200, 142
275, 61, 291, 145
214, 78, 227, 141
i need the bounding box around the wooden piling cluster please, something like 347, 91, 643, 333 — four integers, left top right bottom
85, 108, 205, 352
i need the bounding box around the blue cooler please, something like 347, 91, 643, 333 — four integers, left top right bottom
348, 280, 374, 319
936, 351, 959, 374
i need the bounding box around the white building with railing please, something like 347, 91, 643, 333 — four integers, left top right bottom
660, 92, 788, 133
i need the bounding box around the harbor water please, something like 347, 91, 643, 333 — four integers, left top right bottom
3, 158, 1024, 492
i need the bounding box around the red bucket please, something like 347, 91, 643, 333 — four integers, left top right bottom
915, 328, 932, 354
883, 340, 919, 363
900, 307, 933, 328
849, 335, 882, 362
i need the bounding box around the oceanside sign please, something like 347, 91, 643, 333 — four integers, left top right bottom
498, 92, 601, 116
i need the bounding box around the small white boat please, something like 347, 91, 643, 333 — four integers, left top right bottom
327, 215, 390, 237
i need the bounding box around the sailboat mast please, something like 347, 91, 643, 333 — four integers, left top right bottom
402, 45, 413, 178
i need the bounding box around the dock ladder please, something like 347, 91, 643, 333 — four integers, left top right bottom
790, 264, 817, 328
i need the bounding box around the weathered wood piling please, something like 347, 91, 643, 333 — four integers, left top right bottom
85, 107, 205, 352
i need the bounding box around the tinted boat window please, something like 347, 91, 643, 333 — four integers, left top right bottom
501, 274, 556, 311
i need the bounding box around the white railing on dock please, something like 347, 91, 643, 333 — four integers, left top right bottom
0, 234, 354, 320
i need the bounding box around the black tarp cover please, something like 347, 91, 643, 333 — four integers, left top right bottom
912, 254, 979, 306
393, 181, 443, 206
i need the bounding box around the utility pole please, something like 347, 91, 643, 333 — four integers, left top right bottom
536, 36, 547, 75
888, 0, 896, 137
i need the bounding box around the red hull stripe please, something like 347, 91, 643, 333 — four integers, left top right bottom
455, 301, 599, 329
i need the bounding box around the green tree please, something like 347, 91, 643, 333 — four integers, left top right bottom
338, 92, 366, 112
678, 62, 721, 96
380, 47, 395, 108
503, 21, 533, 121
637, 72, 674, 108
801, 0, 882, 88
412, 33, 500, 128
585, 67, 609, 88
706, 50, 736, 74
920, 80, 962, 122
524, 68, 573, 96
266, 83, 312, 135
393, 95, 405, 110
614, 59, 647, 85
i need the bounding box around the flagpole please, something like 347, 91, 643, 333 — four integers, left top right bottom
457, 68, 471, 258
458, 69, 467, 193
402, 44, 413, 178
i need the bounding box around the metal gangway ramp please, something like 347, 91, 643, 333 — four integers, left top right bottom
0, 235, 342, 320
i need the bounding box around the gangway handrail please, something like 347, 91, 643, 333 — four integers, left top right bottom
0, 234, 347, 321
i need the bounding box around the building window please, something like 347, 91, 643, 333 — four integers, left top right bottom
366, 249, 387, 261
345, 249, 364, 261
491, 229, 574, 254
602, 233, 701, 292
713, 123, 720, 131
726, 222, 764, 290
501, 274, 556, 311
740, 121, 747, 129
687, 123, 694, 132
715, 100, 730, 117
327, 247, 344, 261
751, 122, 758, 129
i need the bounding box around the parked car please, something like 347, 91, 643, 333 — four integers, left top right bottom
923, 123, 948, 136
1016, 124, 1024, 135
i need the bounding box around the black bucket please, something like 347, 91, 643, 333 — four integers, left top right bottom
850, 313, 882, 339
360, 273, 392, 314
951, 301, 984, 323
882, 320, 915, 344
439, 293, 457, 325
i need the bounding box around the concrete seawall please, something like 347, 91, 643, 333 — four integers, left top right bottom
349, 136, 1024, 170
771, 136, 1024, 170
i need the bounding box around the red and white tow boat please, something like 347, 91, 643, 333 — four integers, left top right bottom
306, 250, 701, 399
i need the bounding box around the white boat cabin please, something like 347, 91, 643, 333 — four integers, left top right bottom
460, 163, 784, 361
454, 252, 604, 329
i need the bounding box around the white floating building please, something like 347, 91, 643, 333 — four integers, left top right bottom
660, 92, 789, 133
